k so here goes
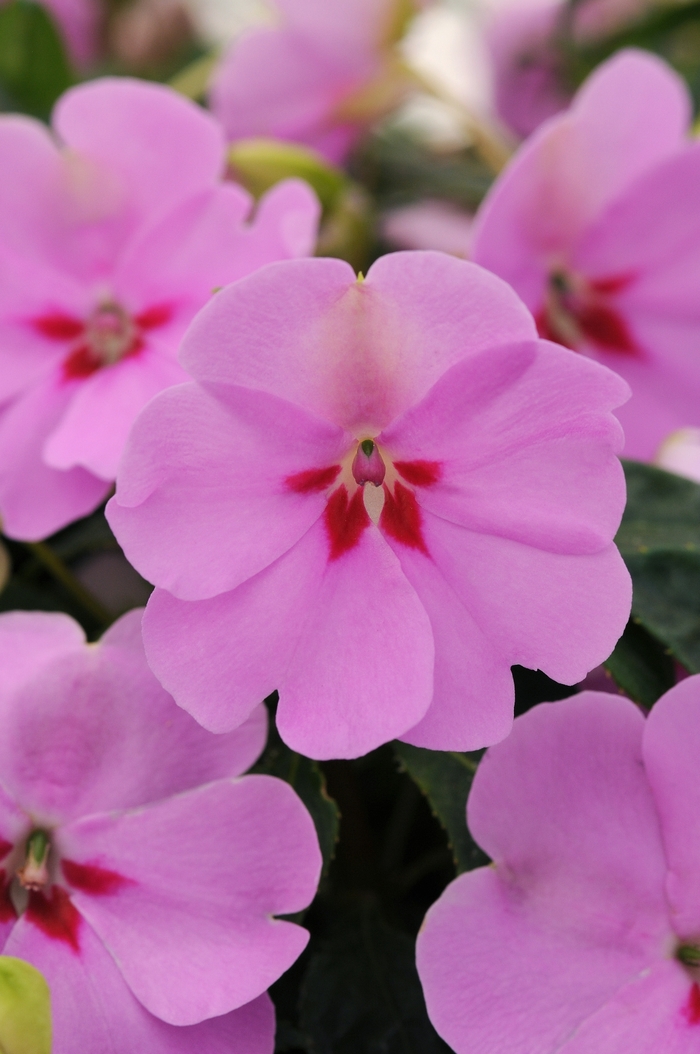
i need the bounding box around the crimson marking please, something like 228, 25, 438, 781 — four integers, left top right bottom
62, 859, 133, 896
63, 344, 100, 380
394, 460, 442, 488
135, 303, 174, 330
576, 304, 640, 356
685, 983, 700, 1025
0, 839, 13, 861
588, 274, 636, 295
325, 485, 369, 560
286, 465, 341, 494
26, 886, 81, 952
32, 313, 84, 341
0, 871, 15, 923
380, 482, 428, 554
535, 308, 572, 349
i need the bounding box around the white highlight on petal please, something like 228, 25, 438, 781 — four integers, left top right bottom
363, 482, 385, 524
654, 427, 700, 484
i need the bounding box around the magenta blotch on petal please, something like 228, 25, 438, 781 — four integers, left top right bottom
110, 250, 631, 759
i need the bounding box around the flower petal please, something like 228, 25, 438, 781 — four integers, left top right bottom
642, 675, 700, 941
380, 340, 629, 555
59, 775, 321, 1023
420, 514, 630, 686
3, 912, 275, 1054
0, 609, 267, 826
109, 382, 351, 599
53, 79, 226, 228
177, 252, 536, 433
0, 374, 109, 540
418, 867, 672, 1054
277, 521, 435, 758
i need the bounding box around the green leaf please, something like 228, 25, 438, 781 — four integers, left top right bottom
393, 742, 480, 873
253, 704, 339, 875
0, 957, 51, 1054
229, 138, 347, 213
604, 617, 676, 707
0, 0, 73, 119
298, 898, 451, 1054
616, 460, 700, 673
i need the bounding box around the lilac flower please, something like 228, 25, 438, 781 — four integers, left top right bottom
0, 609, 321, 1053
0, 76, 319, 541
209, 0, 417, 163
108, 250, 631, 759
417, 679, 700, 1053
471, 49, 700, 460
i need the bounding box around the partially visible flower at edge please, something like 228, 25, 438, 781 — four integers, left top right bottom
417, 679, 700, 1053
0, 608, 321, 1053
0, 75, 319, 541
209, 0, 427, 163
108, 249, 631, 760
471, 48, 700, 461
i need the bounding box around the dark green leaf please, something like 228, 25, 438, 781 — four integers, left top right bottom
299, 897, 451, 1054
253, 706, 339, 875
393, 742, 480, 874
604, 617, 675, 707
616, 461, 700, 672
0, 0, 73, 119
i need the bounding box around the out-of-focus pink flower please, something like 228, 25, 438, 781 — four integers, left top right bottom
0, 608, 321, 1054
209, 0, 420, 163
41, 0, 99, 68
381, 200, 474, 256
417, 680, 700, 1054
471, 49, 700, 461
108, 250, 631, 760
0, 76, 319, 541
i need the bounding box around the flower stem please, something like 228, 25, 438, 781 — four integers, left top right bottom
24, 541, 112, 628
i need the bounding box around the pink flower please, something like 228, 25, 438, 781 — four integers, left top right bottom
42, 0, 99, 67
0, 609, 321, 1054
209, 0, 416, 163
417, 679, 700, 1054
471, 49, 700, 461
0, 76, 319, 541
107, 250, 631, 760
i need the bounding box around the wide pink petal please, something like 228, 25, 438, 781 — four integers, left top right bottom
562, 960, 700, 1054
417, 866, 672, 1054
59, 775, 321, 1023
277, 521, 434, 759
178, 252, 536, 433
389, 540, 514, 750
223, 178, 321, 274
0, 609, 266, 826
210, 28, 368, 160
53, 79, 226, 229
0, 375, 109, 540
4, 913, 275, 1054
469, 693, 669, 943
44, 346, 189, 480
142, 525, 328, 735
0, 117, 64, 264
642, 676, 700, 940
109, 383, 351, 599
421, 515, 631, 686
0, 610, 85, 702
471, 49, 691, 308
44, 0, 98, 67
380, 340, 629, 555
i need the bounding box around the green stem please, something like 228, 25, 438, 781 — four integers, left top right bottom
24, 540, 112, 627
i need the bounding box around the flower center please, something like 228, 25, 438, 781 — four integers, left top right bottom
286, 441, 442, 562
536, 269, 641, 356
16, 829, 51, 892
31, 301, 173, 381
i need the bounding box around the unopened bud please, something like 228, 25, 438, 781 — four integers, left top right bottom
352, 440, 386, 486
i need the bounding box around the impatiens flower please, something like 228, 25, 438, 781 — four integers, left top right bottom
108, 250, 631, 760
209, 0, 420, 163
0, 76, 319, 541
42, 0, 99, 67
0, 609, 321, 1053
417, 680, 700, 1054
471, 48, 700, 460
